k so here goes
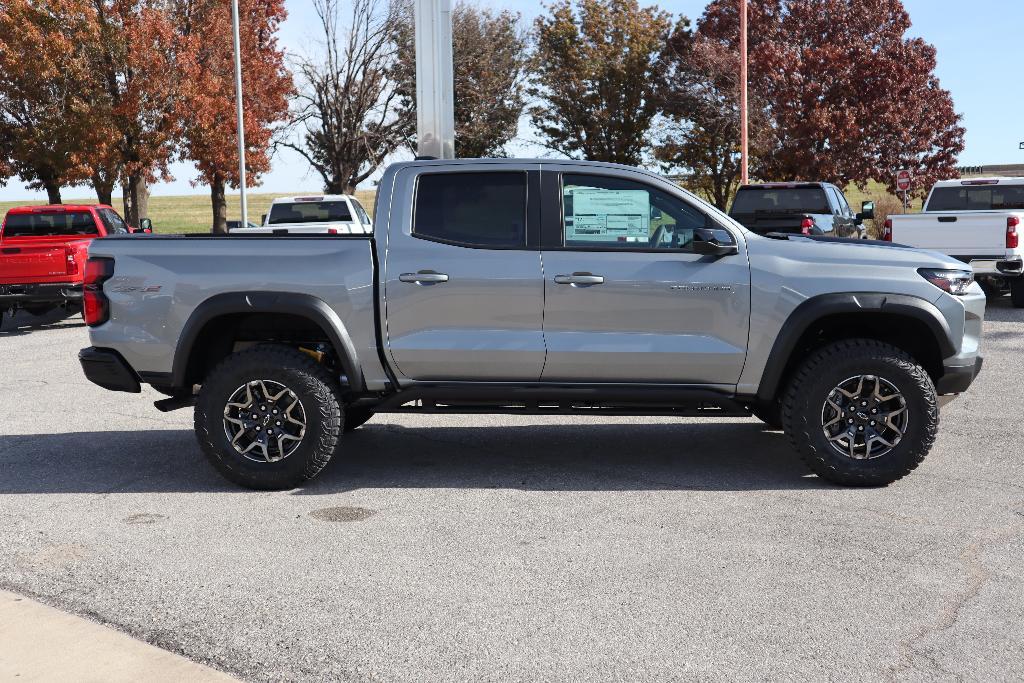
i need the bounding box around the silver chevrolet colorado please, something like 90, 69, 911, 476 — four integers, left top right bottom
79, 159, 985, 489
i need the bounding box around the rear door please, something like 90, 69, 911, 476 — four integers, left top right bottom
539, 167, 751, 386
382, 165, 546, 381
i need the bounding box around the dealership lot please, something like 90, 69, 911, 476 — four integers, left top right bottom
1, 304, 1022, 681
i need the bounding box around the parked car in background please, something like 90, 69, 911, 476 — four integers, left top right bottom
80, 158, 983, 491
229, 195, 373, 235
729, 182, 872, 238
885, 178, 1023, 306
0, 204, 148, 328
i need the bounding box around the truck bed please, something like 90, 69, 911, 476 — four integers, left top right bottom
85, 234, 388, 390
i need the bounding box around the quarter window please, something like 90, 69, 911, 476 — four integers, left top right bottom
413, 172, 526, 248
561, 174, 710, 251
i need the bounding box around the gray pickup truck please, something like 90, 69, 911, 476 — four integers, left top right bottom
79, 159, 985, 490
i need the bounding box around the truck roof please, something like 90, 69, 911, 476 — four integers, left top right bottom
4, 204, 113, 215
737, 182, 834, 190
933, 177, 1024, 188
270, 195, 356, 205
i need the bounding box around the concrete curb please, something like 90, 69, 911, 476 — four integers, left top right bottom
0, 590, 237, 682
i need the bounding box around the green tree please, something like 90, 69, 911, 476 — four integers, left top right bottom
529, 0, 672, 164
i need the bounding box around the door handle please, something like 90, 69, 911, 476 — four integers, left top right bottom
937, 216, 957, 223
399, 271, 449, 284
554, 273, 604, 286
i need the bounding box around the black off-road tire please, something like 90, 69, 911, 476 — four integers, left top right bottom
343, 407, 374, 433
1010, 279, 1024, 308
780, 339, 938, 486
194, 344, 342, 490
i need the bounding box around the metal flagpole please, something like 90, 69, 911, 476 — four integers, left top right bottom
739, 0, 749, 185
231, 0, 248, 226
414, 0, 455, 159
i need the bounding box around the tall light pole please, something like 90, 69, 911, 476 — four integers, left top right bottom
414, 0, 455, 159
231, 0, 248, 226
739, 0, 749, 185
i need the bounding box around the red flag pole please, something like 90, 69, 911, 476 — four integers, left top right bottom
739, 0, 749, 185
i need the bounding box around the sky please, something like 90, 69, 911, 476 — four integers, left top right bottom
2, 0, 1021, 201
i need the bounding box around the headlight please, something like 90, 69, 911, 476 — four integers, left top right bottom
918, 268, 974, 295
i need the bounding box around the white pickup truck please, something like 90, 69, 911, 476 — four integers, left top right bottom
886, 178, 1023, 306
229, 194, 374, 235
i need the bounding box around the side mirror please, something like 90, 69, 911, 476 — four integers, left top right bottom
692, 227, 739, 257
139, 218, 153, 233
857, 201, 875, 222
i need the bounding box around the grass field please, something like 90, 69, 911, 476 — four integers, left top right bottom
0, 190, 379, 234
1, 181, 912, 236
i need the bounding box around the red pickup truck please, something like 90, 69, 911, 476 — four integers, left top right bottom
0, 204, 147, 327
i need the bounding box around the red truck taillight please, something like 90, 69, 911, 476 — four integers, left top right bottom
1008, 216, 1020, 249
882, 218, 893, 241
65, 245, 79, 275
83, 257, 114, 326
800, 217, 813, 235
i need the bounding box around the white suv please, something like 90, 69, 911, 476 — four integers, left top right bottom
231, 195, 373, 235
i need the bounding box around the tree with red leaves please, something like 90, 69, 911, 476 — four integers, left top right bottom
176, 0, 292, 233
698, 0, 964, 197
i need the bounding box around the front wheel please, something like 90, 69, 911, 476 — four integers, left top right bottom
194, 344, 342, 490
781, 339, 938, 486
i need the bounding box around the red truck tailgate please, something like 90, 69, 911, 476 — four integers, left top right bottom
0, 239, 78, 284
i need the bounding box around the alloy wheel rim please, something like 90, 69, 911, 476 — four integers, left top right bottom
222, 380, 306, 462
820, 374, 908, 460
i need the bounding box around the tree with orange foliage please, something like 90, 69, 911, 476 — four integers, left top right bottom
176, 0, 292, 233
0, 0, 98, 203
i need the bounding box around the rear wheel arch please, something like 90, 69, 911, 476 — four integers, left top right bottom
171, 292, 364, 393
757, 293, 954, 403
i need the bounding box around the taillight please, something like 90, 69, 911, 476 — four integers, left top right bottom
800, 217, 814, 235
83, 257, 114, 326
65, 245, 78, 276
1008, 216, 1019, 249
882, 218, 893, 241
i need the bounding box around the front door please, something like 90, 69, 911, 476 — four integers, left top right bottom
383, 167, 546, 381
540, 169, 751, 386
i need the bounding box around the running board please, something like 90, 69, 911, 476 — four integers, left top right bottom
367, 384, 752, 418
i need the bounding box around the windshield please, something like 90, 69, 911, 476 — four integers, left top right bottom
730, 188, 830, 214
267, 201, 353, 225
2, 211, 98, 237
928, 185, 1024, 211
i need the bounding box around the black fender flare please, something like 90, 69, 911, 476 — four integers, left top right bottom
170, 291, 364, 393
755, 292, 955, 402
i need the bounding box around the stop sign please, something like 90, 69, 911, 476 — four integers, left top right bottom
896, 170, 912, 192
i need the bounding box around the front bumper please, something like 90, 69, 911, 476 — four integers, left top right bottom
936, 355, 983, 395
79, 347, 141, 393
0, 282, 82, 307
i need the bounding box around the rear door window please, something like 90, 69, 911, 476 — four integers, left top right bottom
1, 211, 98, 237
730, 188, 830, 214
413, 172, 527, 248
928, 185, 1024, 211
267, 200, 353, 225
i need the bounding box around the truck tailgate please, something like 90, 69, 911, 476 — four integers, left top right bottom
0, 241, 73, 284
891, 213, 1009, 255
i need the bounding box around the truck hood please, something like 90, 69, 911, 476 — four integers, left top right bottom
750, 233, 967, 271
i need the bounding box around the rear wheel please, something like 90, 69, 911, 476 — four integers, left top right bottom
194, 344, 342, 490
781, 339, 938, 486
1011, 279, 1024, 308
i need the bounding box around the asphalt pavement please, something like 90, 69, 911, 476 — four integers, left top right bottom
0, 302, 1022, 681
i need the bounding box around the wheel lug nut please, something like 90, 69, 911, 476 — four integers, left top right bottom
870, 420, 876, 426
848, 418, 854, 423
858, 426, 864, 431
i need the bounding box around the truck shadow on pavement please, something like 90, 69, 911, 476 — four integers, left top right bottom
0, 309, 84, 337
0, 421, 833, 494
983, 298, 1024, 323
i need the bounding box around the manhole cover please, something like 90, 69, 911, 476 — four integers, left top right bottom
124, 513, 165, 525
310, 506, 376, 523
